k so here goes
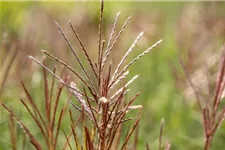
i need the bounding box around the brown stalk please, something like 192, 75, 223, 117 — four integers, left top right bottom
112, 123, 122, 150
116, 92, 140, 126
43, 59, 51, 126
51, 75, 67, 135
122, 127, 131, 150
212, 48, 225, 119
68, 100, 94, 123
63, 130, 72, 150
20, 82, 37, 118
1, 102, 42, 150
87, 86, 98, 102
83, 88, 101, 135
68, 111, 82, 150
111, 94, 127, 123
98, 0, 104, 67
48, 67, 64, 150
29, 56, 93, 101
63, 132, 73, 150
85, 127, 94, 150
107, 93, 140, 150
203, 108, 210, 137
213, 108, 225, 133
100, 100, 110, 150
98, 40, 106, 89
101, 99, 109, 127
69, 109, 75, 124
71, 124, 81, 150
7, 66, 69, 150
111, 117, 133, 126
105, 88, 126, 140
21, 82, 48, 133
106, 87, 126, 126
204, 136, 211, 150
207, 108, 225, 149
203, 108, 212, 150
69, 22, 98, 79
101, 62, 112, 97
55, 22, 97, 93
63, 110, 83, 150
70, 109, 82, 126
178, 58, 202, 111
53, 107, 66, 150
49, 66, 56, 120
203, 46, 225, 150
121, 118, 140, 150
63, 109, 81, 150
20, 99, 48, 145
41, 50, 91, 90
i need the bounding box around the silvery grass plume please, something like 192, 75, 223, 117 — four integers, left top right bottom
27, 0, 162, 149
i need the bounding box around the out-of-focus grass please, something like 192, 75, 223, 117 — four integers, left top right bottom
1, 1, 225, 150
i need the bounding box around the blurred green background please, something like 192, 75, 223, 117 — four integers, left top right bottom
1, 1, 225, 150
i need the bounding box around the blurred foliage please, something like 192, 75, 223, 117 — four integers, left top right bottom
1, 1, 225, 150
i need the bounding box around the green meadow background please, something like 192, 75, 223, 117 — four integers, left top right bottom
1, 1, 225, 149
